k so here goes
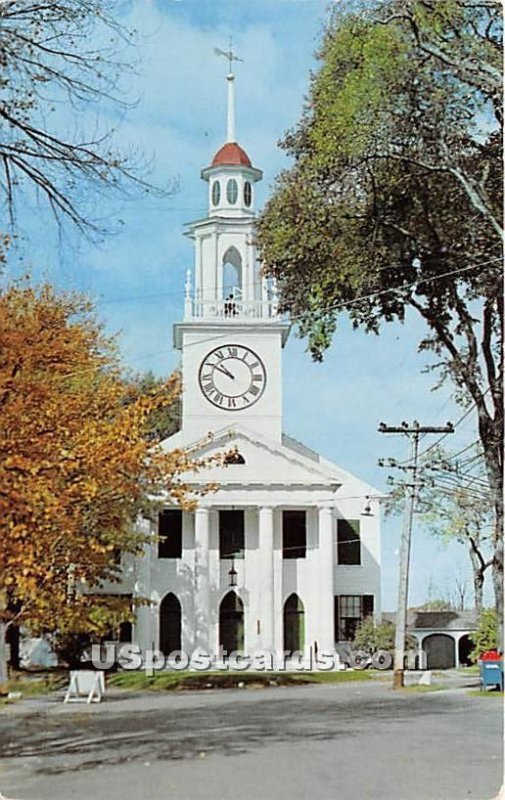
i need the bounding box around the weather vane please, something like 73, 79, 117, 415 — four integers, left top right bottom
214, 37, 244, 73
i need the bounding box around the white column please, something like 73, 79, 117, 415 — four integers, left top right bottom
196, 235, 203, 304
318, 505, 335, 654
184, 269, 192, 320
259, 507, 275, 654
194, 507, 210, 652
133, 518, 154, 654
214, 232, 221, 309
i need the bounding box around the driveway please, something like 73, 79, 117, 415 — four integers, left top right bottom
0, 678, 502, 800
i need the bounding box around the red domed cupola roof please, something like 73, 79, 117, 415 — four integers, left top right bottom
211, 142, 252, 168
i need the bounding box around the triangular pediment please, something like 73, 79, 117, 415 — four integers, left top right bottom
160, 424, 344, 489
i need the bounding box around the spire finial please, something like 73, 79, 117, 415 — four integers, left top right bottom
214, 39, 243, 143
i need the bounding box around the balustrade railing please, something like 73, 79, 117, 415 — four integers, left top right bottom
187, 298, 279, 321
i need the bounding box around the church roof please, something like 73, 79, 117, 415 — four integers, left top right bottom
211, 141, 252, 168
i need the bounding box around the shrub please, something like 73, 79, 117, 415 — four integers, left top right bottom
469, 609, 499, 662
353, 618, 417, 655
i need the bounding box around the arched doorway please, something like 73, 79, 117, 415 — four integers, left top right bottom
219, 591, 244, 654
159, 593, 181, 657
283, 594, 305, 656
458, 634, 473, 667
423, 633, 456, 669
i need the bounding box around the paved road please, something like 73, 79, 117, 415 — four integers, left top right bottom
0, 679, 502, 800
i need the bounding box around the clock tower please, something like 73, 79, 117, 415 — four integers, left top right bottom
174, 66, 289, 443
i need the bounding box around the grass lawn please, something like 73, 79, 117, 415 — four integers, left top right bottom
0, 673, 66, 705
1, 667, 373, 703
457, 665, 479, 674
467, 688, 504, 698
108, 669, 373, 692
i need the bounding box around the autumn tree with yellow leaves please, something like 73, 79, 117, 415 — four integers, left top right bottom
0, 284, 211, 682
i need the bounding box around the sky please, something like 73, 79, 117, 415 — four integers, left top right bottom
4, 0, 490, 611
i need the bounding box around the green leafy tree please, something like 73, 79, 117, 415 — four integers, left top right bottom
353, 617, 417, 655
469, 609, 499, 661
257, 0, 503, 635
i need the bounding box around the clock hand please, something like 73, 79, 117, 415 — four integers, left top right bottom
214, 364, 235, 380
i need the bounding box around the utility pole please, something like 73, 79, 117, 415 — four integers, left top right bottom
378, 420, 454, 689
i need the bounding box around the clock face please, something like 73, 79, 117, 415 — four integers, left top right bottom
198, 344, 267, 410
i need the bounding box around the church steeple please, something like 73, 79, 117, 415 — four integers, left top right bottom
179, 57, 279, 327
202, 46, 262, 218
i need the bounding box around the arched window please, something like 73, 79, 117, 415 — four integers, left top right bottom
212, 180, 221, 206
222, 246, 242, 300
244, 181, 252, 207
283, 594, 305, 656
159, 593, 181, 657
219, 591, 244, 654
226, 178, 238, 204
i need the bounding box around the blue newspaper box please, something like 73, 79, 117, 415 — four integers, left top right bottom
479, 659, 503, 691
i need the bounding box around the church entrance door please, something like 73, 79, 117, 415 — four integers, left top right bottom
283, 594, 305, 656
219, 591, 244, 655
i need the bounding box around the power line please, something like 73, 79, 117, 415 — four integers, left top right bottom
449, 440, 481, 461
92, 257, 502, 369
378, 420, 454, 690
394, 397, 489, 467
93, 253, 502, 308
300, 258, 502, 323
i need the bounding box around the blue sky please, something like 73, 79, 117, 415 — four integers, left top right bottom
5, 0, 489, 610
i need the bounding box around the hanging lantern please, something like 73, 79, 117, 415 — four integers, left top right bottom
228, 557, 238, 587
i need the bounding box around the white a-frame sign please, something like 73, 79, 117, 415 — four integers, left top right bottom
63, 670, 105, 703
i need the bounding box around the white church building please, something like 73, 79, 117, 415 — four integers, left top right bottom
127, 67, 381, 666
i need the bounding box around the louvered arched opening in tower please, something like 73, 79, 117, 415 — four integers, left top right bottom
222, 246, 242, 304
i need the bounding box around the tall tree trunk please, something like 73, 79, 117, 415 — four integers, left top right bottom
0, 622, 9, 686
6, 624, 20, 671
492, 515, 504, 652
480, 425, 504, 651
469, 545, 485, 614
